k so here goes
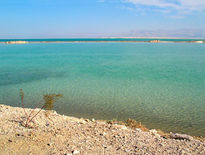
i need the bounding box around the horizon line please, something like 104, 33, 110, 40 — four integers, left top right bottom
1, 37, 205, 40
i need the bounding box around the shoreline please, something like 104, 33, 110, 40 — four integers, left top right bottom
0, 40, 205, 44
0, 104, 204, 154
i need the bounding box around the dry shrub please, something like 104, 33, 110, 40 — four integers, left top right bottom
117, 121, 126, 125
106, 118, 149, 131
106, 119, 125, 125
106, 119, 118, 125
126, 118, 149, 131
19, 89, 63, 127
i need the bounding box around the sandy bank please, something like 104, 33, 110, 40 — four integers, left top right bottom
5, 41, 28, 44
0, 104, 204, 155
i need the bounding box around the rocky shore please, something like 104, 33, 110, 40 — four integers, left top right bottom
0, 104, 204, 155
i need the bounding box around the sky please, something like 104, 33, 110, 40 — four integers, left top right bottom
0, 0, 205, 38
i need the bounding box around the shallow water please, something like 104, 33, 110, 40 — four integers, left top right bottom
0, 42, 205, 136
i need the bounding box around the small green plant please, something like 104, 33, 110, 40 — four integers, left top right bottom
19, 89, 63, 127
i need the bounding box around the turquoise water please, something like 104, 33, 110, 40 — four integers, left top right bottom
0, 42, 205, 136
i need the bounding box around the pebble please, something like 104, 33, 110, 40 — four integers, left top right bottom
91, 118, 95, 122
72, 150, 80, 154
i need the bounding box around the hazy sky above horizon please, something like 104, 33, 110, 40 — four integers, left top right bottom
0, 0, 205, 38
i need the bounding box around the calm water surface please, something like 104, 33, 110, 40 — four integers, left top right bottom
0, 42, 205, 136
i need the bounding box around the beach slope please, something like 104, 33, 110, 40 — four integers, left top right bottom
0, 104, 204, 154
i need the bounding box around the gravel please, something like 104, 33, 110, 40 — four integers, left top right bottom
0, 104, 204, 155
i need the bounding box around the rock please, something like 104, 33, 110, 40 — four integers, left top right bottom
46, 122, 50, 127
121, 126, 128, 130
149, 129, 160, 138
8, 139, 12, 142
170, 133, 193, 141
52, 110, 58, 115
72, 150, 80, 154
150, 129, 157, 134
91, 118, 95, 122
16, 133, 24, 137
99, 132, 106, 136
85, 119, 90, 122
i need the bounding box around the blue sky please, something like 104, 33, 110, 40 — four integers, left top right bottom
0, 0, 205, 38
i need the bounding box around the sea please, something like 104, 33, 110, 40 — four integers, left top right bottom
0, 38, 205, 136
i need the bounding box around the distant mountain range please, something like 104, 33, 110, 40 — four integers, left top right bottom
113, 29, 205, 39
